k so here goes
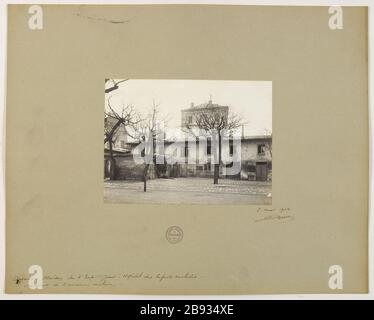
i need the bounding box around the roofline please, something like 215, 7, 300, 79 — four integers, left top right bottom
181, 105, 229, 112
240, 135, 272, 141
125, 135, 271, 144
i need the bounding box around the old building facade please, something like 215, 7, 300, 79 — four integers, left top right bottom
104, 100, 272, 181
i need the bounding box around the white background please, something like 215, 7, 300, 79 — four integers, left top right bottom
0, 0, 372, 300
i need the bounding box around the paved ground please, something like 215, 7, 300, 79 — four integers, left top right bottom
104, 177, 272, 204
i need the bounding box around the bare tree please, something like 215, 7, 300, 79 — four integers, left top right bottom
104, 97, 140, 179
185, 108, 242, 184
132, 100, 167, 192
105, 79, 129, 94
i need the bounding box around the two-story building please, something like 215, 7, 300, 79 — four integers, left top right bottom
105, 100, 272, 181
158, 134, 271, 181
172, 100, 272, 181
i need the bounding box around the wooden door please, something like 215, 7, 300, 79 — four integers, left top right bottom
256, 162, 267, 181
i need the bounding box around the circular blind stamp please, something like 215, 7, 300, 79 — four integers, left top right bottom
165, 226, 183, 244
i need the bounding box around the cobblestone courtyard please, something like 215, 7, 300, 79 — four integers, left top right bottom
104, 178, 272, 204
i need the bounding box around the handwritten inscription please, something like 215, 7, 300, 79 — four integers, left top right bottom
255, 207, 294, 223
13, 272, 198, 289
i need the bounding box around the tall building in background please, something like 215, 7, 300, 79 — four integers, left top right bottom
181, 98, 229, 133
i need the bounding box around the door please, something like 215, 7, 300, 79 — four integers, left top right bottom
256, 162, 267, 181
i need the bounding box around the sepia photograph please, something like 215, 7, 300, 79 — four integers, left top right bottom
3, 3, 370, 298
104, 79, 272, 204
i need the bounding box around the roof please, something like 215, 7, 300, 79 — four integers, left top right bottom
125, 135, 271, 144
240, 135, 272, 141
181, 101, 229, 112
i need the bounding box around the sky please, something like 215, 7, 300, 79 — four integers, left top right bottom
105, 79, 272, 137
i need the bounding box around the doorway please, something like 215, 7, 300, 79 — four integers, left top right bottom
256, 162, 268, 181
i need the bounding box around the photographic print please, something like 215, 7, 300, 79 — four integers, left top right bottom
104, 80, 272, 204
4, 4, 368, 295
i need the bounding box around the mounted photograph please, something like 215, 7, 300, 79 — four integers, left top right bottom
104, 79, 272, 204
5, 4, 368, 295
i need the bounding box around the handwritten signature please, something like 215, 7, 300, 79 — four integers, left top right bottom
255, 207, 294, 223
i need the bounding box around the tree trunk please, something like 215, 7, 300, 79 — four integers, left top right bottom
213, 164, 219, 184
108, 140, 116, 180
104, 119, 122, 144
143, 164, 150, 192
213, 132, 222, 185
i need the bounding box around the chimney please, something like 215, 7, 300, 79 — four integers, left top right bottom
241, 125, 245, 138
190, 102, 194, 108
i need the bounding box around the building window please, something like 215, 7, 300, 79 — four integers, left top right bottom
120, 140, 126, 148
184, 141, 189, 158
207, 137, 211, 155
257, 144, 266, 155
229, 138, 234, 156
188, 116, 193, 124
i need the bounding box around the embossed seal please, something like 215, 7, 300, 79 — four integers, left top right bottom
165, 226, 183, 244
